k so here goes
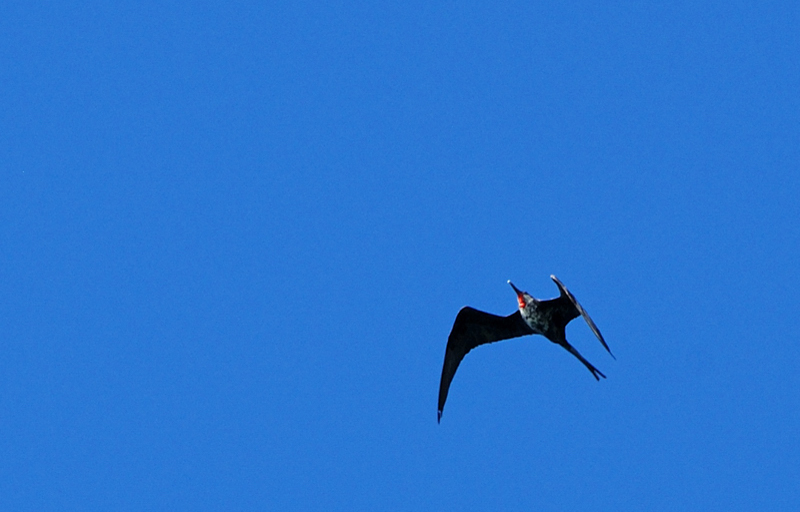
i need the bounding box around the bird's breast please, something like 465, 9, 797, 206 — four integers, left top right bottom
520, 306, 547, 335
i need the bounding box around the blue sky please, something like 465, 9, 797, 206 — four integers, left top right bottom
2, 1, 799, 510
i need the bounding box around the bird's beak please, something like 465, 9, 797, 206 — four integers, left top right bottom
508, 280, 527, 309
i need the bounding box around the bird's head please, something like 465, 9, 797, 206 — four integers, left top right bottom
508, 281, 534, 310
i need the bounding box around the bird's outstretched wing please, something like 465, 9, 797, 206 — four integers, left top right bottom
550, 275, 615, 359
438, 307, 532, 422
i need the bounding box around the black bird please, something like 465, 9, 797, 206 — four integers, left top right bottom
437, 275, 614, 422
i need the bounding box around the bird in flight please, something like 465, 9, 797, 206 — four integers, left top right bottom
437, 275, 614, 423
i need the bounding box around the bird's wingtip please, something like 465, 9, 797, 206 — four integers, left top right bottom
437, 410, 442, 423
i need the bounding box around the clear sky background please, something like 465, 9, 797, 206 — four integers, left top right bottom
2, 1, 799, 510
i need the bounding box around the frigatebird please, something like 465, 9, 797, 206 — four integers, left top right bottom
437, 275, 614, 422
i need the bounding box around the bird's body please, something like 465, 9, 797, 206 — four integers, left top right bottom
437, 275, 614, 422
